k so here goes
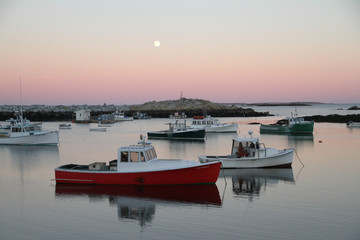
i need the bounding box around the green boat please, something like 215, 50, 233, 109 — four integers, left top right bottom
147, 120, 205, 140
260, 116, 314, 134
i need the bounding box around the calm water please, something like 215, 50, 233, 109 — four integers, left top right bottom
1, 105, 360, 240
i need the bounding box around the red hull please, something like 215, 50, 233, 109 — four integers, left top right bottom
55, 184, 222, 205
55, 162, 221, 185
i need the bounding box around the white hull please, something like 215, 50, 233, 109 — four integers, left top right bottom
90, 128, 107, 132
199, 148, 294, 168
59, 126, 71, 129
0, 131, 59, 145
347, 122, 360, 127
115, 117, 134, 122
190, 124, 238, 133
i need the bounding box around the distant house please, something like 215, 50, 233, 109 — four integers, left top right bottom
75, 110, 91, 121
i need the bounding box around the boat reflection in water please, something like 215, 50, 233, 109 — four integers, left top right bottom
222, 168, 295, 201
0, 145, 59, 172
55, 184, 221, 227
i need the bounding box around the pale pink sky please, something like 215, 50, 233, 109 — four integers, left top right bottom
1, 0, 359, 105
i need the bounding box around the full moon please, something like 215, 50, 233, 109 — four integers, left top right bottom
154, 41, 160, 47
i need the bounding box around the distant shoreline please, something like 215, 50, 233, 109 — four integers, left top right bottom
0, 100, 359, 122
224, 102, 323, 106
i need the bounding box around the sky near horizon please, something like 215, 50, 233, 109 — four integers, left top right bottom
1, 0, 359, 105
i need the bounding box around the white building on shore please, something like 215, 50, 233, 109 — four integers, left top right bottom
75, 110, 91, 121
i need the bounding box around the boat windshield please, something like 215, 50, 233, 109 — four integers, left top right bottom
130, 152, 139, 162
118, 145, 157, 162
145, 148, 157, 160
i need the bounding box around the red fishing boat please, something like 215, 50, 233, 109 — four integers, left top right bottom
55, 138, 221, 185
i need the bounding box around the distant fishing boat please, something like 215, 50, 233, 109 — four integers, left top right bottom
114, 110, 134, 121
147, 120, 205, 141
133, 112, 151, 120
0, 112, 59, 145
59, 123, 72, 129
260, 112, 314, 135
346, 121, 360, 127
189, 115, 238, 133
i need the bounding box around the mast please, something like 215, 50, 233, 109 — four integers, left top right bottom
19, 77, 24, 128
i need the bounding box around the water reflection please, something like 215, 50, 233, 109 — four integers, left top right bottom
0, 145, 59, 184
222, 168, 295, 201
205, 132, 238, 139
0, 145, 59, 169
55, 184, 221, 227
346, 125, 360, 133
287, 134, 314, 150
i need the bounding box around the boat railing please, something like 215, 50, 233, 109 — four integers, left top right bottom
259, 143, 266, 157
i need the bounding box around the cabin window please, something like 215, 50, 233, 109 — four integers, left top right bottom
231, 142, 239, 155
12, 128, 21, 132
121, 152, 129, 162
130, 152, 139, 162
145, 151, 152, 160
151, 149, 157, 158
140, 152, 146, 162
150, 150, 155, 159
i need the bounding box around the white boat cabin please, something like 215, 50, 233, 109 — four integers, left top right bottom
230, 138, 262, 158
118, 143, 157, 163
191, 116, 220, 126
276, 117, 306, 126
0, 119, 42, 137
167, 120, 188, 132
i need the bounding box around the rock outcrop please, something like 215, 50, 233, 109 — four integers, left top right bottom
304, 114, 360, 123
0, 98, 270, 121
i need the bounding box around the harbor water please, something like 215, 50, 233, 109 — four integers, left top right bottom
0, 104, 359, 240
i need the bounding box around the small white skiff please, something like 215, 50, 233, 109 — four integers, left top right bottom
346, 121, 360, 127
198, 131, 294, 168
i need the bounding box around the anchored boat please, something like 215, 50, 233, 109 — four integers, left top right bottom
189, 115, 238, 133
147, 120, 205, 140
260, 115, 314, 134
346, 121, 360, 127
0, 112, 59, 145
198, 131, 294, 169
55, 137, 221, 185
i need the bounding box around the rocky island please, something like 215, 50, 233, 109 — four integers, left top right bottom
128, 98, 269, 118
0, 98, 270, 121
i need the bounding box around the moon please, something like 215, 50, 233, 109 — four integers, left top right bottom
154, 41, 160, 47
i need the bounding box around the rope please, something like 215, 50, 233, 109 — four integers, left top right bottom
295, 149, 305, 167
221, 162, 227, 186
220, 162, 227, 203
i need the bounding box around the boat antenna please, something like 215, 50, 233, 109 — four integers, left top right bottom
248, 131, 253, 138
19, 77, 24, 126
139, 108, 142, 136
